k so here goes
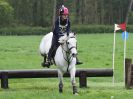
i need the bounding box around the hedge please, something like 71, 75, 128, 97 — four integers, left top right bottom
0, 26, 51, 35
0, 25, 132, 35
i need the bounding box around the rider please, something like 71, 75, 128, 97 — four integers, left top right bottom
42, 5, 82, 67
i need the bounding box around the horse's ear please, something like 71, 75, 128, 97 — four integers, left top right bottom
74, 32, 76, 35
70, 31, 76, 35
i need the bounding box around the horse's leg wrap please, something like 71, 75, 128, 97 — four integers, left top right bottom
59, 82, 63, 93
73, 85, 78, 94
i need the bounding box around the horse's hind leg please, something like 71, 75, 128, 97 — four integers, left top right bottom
70, 67, 78, 95
58, 70, 63, 93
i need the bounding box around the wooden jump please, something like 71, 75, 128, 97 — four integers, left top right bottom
0, 68, 113, 89
125, 58, 133, 89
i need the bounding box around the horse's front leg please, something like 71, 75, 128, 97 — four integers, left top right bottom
58, 69, 63, 93
70, 66, 78, 95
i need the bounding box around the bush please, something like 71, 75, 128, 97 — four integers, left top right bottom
0, 0, 14, 27
0, 25, 132, 35
0, 26, 51, 35
72, 25, 133, 34
71, 25, 113, 33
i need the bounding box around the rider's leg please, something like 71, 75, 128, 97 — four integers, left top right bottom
42, 46, 54, 67
44, 36, 60, 67
76, 57, 83, 65
44, 37, 56, 67
76, 44, 83, 65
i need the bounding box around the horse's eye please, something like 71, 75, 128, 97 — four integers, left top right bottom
67, 42, 69, 44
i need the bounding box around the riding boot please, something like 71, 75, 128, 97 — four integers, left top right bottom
42, 35, 60, 68
44, 59, 51, 68
76, 44, 83, 65
41, 54, 51, 68
43, 47, 53, 68
76, 57, 83, 65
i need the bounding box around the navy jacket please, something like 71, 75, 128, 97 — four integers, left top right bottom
53, 17, 70, 39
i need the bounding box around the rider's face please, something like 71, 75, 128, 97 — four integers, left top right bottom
61, 14, 68, 20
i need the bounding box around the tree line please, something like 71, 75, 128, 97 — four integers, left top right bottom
0, 0, 133, 28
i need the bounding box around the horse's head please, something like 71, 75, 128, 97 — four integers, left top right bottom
58, 32, 77, 57
66, 32, 77, 57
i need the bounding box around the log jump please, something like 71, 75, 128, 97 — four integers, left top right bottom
0, 68, 113, 89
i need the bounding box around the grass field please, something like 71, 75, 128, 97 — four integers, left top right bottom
0, 33, 133, 99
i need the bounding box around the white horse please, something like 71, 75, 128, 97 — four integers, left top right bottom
39, 32, 78, 94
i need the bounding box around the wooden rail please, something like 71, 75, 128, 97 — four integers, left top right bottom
0, 68, 113, 89
125, 58, 133, 88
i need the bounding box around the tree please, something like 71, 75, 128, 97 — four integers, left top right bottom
125, 0, 133, 23
0, 0, 14, 27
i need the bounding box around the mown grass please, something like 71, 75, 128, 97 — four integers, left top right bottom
0, 33, 133, 99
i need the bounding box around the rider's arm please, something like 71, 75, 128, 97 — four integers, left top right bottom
66, 19, 70, 36
54, 18, 62, 38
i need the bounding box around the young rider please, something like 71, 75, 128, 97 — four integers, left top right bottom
42, 5, 82, 67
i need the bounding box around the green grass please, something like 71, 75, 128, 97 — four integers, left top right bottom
0, 33, 133, 99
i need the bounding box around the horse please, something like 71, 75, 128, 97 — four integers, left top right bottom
39, 32, 78, 95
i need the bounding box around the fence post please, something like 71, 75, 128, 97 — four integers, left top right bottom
79, 71, 87, 88
125, 58, 132, 89
1, 72, 9, 89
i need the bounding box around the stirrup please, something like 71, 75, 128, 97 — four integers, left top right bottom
76, 61, 83, 65
41, 61, 51, 68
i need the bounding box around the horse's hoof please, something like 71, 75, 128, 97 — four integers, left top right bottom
74, 92, 78, 95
